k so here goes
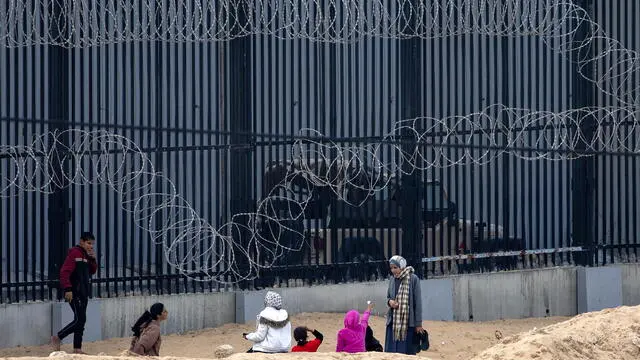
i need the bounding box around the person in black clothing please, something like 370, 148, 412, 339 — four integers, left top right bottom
50, 232, 98, 354
365, 325, 383, 352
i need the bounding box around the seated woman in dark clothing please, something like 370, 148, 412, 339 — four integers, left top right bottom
365, 325, 383, 352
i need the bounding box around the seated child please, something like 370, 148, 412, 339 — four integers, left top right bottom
336, 302, 375, 353
243, 291, 291, 353
291, 327, 324, 352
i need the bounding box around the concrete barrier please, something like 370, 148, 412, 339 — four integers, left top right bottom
0, 301, 51, 348
452, 267, 577, 321
100, 292, 236, 338
1, 292, 235, 348
2, 264, 639, 348
421, 278, 454, 321
577, 266, 622, 313
235, 282, 389, 324
52, 300, 103, 344
620, 263, 640, 305
235, 278, 455, 323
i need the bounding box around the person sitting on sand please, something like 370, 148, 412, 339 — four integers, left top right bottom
291, 326, 324, 352
243, 291, 291, 353
129, 303, 169, 356
365, 325, 383, 352
336, 302, 375, 353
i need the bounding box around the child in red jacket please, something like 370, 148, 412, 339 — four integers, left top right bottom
291, 327, 324, 352
50, 232, 98, 354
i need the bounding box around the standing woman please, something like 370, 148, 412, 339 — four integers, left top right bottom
130, 303, 169, 356
384, 255, 425, 354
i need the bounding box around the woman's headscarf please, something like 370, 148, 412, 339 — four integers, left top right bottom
389, 255, 407, 269
264, 291, 283, 310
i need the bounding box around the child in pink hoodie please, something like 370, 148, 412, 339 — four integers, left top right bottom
336, 302, 375, 353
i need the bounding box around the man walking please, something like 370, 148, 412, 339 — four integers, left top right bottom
50, 232, 98, 354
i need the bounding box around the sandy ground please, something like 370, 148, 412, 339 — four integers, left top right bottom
470, 305, 640, 360
0, 312, 567, 360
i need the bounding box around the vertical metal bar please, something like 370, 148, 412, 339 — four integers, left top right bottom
539, 27, 547, 266
34, 43, 42, 300
496, 33, 518, 262
286, 12, 295, 270
621, 1, 630, 260
608, 127, 614, 265
274, 16, 282, 275
141, 24, 148, 294
327, 3, 338, 269
98, 26, 108, 297
557, 7, 565, 264
297, 25, 308, 267
0, 23, 4, 304
108, 39, 116, 296
521, 24, 528, 266
154, 19, 164, 294
618, 2, 626, 262
461, 29, 469, 272
528, 36, 534, 263
13, 47, 19, 301
48, 0, 70, 300
361, 19, 369, 270
88, 35, 99, 298
90, 0, 100, 299
491, 33, 499, 267
437, 27, 446, 275
171, 40, 178, 293
631, 0, 638, 261
501, 34, 511, 266
208, 11, 216, 290
399, 0, 422, 276
129, 35, 136, 293
205, 24, 213, 292
477, 7, 486, 263
181, 41, 188, 292
449, 25, 458, 273
215, 39, 223, 289
39, 44, 47, 300
549, 39, 557, 265
572, 0, 596, 266
469, 28, 477, 269
24, 32, 31, 300
9, 44, 17, 303
114, 39, 122, 294
79, 46, 87, 291
197, 8, 205, 290
69, 45, 76, 291
229, 4, 252, 285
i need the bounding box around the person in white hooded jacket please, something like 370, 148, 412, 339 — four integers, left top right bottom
243, 291, 292, 353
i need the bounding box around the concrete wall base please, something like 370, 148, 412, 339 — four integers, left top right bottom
577, 266, 622, 313
2, 264, 639, 348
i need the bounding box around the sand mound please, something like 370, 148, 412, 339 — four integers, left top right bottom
213, 345, 234, 359
471, 305, 640, 360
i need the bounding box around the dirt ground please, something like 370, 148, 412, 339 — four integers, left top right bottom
0, 312, 567, 360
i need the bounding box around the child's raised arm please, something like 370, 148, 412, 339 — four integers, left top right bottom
361, 302, 375, 327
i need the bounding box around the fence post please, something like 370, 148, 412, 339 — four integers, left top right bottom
47, 1, 70, 299
228, 4, 253, 285
501, 35, 512, 254
571, 0, 596, 266
399, 0, 423, 277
